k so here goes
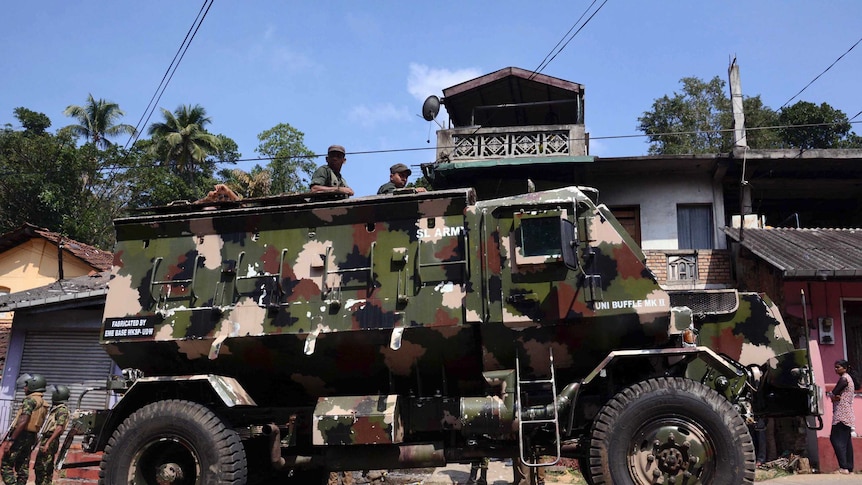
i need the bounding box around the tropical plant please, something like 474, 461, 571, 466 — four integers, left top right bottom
63, 94, 136, 149
254, 123, 316, 193
0, 108, 132, 249
220, 167, 272, 198
147, 104, 221, 184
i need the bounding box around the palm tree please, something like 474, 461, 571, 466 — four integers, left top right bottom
148, 104, 221, 184
224, 168, 272, 198
63, 94, 137, 149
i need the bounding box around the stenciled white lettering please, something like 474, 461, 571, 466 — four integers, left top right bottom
595, 299, 666, 310
417, 226, 465, 240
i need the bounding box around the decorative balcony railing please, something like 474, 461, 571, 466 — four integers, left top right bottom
436, 124, 587, 163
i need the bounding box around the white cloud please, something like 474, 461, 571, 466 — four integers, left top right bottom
247, 24, 318, 74
348, 103, 411, 128
407, 63, 482, 101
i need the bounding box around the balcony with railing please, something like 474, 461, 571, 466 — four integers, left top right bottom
435, 123, 588, 165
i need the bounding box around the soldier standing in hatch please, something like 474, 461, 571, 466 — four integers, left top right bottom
33, 385, 71, 485
377, 163, 426, 195
310, 145, 354, 196
1, 374, 49, 485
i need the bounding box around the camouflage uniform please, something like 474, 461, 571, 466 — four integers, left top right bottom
466, 457, 489, 485
376, 181, 397, 194
310, 165, 349, 191
1, 393, 41, 485
33, 403, 70, 485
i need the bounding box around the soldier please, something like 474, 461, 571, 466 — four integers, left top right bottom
377, 163, 426, 195
310, 145, 354, 196
466, 457, 489, 485
513, 457, 546, 485
1, 374, 49, 485
33, 385, 71, 485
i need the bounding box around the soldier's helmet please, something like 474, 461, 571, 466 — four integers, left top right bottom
15, 373, 47, 393
48, 385, 70, 403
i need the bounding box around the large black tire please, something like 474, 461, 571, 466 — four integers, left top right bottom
588, 377, 754, 485
100, 399, 247, 485
577, 457, 595, 485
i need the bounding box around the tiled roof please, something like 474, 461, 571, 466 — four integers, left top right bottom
0, 270, 109, 311
724, 227, 862, 278
0, 223, 112, 271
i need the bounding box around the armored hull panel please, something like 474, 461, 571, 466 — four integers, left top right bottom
103, 187, 696, 401
104, 190, 480, 401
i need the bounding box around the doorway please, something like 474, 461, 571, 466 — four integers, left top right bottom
843, 300, 862, 370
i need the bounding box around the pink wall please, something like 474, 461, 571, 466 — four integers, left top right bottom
784, 281, 862, 472
783, 280, 862, 383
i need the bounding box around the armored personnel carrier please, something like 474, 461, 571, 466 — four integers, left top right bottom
63, 186, 820, 484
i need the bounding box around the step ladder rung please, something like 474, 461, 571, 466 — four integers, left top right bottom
516, 349, 562, 466
521, 418, 557, 425
520, 378, 554, 385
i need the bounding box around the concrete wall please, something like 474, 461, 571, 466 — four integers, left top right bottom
590, 172, 726, 251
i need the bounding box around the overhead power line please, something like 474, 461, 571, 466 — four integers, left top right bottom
68, 118, 858, 174
4, 118, 859, 178
123, 0, 214, 150
780, 34, 862, 109
529, 0, 609, 79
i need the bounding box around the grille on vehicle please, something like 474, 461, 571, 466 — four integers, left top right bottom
669, 290, 738, 315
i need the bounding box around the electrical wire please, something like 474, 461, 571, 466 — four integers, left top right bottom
780, 34, 862, 109
530, 0, 609, 79
123, 0, 214, 150
530, 0, 600, 78
7, 118, 852, 177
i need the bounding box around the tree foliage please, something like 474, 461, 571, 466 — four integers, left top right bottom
122, 138, 220, 210
778, 101, 860, 149
639, 76, 861, 154
147, 104, 221, 184
13, 107, 52, 135
63, 94, 137, 149
638, 77, 733, 154
219, 167, 272, 199
0, 108, 133, 249
254, 123, 316, 194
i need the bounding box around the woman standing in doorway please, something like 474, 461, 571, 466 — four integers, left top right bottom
830, 359, 858, 474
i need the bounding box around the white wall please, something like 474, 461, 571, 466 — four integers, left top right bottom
588, 172, 726, 251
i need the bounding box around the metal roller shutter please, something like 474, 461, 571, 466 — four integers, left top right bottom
13, 330, 115, 414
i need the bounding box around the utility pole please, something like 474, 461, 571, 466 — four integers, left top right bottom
728, 57, 747, 150
729, 57, 752, 243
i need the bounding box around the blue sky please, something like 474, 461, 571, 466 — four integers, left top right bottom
2, 1, 860, 197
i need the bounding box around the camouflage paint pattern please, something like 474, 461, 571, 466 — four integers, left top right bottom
695, 292, 819, 416
99, 186, 817, 450
313, 395, 402, 445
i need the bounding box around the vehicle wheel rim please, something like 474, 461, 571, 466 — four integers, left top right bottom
627, 417, 714, 484
129, 436, 201, 484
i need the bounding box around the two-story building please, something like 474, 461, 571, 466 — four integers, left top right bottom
423, 67, 733, 292
422, 66, 862, 471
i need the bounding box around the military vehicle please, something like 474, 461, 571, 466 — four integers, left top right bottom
61, 185, 820, 485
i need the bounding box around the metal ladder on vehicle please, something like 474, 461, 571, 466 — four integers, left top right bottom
516, 347, 561, 467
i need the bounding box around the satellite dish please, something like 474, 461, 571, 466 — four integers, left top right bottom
422, 95, 441, 121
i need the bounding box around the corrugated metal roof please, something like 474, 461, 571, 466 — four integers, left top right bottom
724, 227, 862, 278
